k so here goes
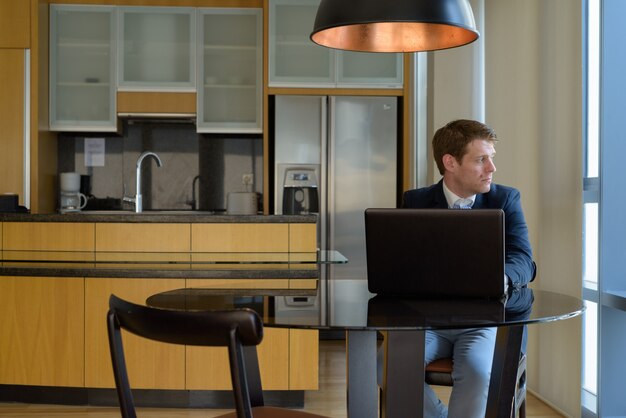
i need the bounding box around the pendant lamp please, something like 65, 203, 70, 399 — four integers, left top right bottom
310, 0, 479, 53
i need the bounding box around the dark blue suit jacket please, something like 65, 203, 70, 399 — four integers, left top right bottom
402, 180, 536, 288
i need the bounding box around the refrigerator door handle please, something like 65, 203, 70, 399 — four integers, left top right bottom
325, 96, 334, 253
320, 96, 329, 252
324, 96, 337, 323
320, 96, 330, 324
23, 49, 31, 209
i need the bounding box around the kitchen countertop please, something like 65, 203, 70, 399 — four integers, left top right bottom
0, 212, 317, 223
0, 265, 320, 283
0, 212, 327, 286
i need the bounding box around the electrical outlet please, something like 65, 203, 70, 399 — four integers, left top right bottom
242, 173, 254, 185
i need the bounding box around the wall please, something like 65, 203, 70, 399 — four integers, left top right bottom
429, 0, 583, 416
58, 121, 263, 212
486, 2, 583, 416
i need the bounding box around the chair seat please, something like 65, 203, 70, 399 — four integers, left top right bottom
215, 406, 330, 418
425, 357, 454, 386
425, 357, 453, 373
425, 355, 527, 418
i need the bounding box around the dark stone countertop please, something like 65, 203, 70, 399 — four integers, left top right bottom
0, 265, 319, 282
0, 212, 318, 223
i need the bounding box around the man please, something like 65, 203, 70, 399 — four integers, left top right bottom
403, 119, 535, 418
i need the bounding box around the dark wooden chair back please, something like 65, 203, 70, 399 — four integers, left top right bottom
107, 294, 328, 418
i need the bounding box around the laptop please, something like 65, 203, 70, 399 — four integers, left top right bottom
364, 208, 506, 299
367, 296, 505, 327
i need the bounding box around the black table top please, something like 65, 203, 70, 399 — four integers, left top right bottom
146, 280, 585, 331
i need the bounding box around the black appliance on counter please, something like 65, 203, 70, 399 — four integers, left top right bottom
0, 194, 19, 212
281, 167, 320, 215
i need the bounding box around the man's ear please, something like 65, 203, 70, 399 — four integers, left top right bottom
442, 154, 458, 172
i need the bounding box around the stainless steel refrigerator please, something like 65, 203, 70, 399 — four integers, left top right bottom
273, 95, 398, 323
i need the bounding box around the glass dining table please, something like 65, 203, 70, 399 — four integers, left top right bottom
147, 280, 585, 418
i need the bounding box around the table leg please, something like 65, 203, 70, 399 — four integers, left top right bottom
381, 330, 425, 418
346, 330, 379, 418
486, 325, 524, 418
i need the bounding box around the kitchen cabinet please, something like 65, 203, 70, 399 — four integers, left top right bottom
289, 329, 319, 390
191, 223, 288, 252
0, 217, 319, 392
185, 318, 290, 390
0, 0, 30, 48
49, 5, 117, 132
84, 277, 185, 389
116, 91, 196, 115
268, 0, 403, 88
118, 7, 196, 91
2, 221, 95, 252
0, 50, 27, 203
197, 7, 262, 133
0, 274, 315, 391
0, 276, 85, 387
95, 223, 191, 252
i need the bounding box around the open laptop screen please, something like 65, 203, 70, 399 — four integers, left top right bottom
364, 208, 505, 299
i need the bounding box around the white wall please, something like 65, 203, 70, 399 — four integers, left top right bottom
429, 0, 583, 415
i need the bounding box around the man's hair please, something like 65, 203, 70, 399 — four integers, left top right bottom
432, 119, 498, 175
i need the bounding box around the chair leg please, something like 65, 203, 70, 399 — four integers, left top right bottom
519, 399, 526, 418
107, 311, 137, 418
227, 329, 267, 418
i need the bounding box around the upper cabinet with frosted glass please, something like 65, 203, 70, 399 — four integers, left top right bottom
268, 0, 403, 88
49, 5, 117, 131
118, 7, 195, 91
197, 8, 262, 133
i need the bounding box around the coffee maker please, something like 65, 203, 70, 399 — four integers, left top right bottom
280, 166, 320, 215
59, 172, 87, 213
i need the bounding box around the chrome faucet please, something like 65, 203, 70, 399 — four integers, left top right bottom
131, 151, 163, 213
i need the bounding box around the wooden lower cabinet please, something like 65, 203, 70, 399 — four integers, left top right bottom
95, 223, 191, 252
289, 223, 318, 252
186, 328, 290, 391
0, 276, 319, 391
191, 223, 289, 252
289, 329, 319, 390
185, 327, 318, 391
85, 277, 319, 391
186, 278, 319, 390
0, 220, 320, 392
2, 222, 95, 252
0, 275, 319, 391
0, 276, 85, 387
84, 277, 186, 389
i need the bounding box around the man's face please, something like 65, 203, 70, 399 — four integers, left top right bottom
444, 139, 496, 197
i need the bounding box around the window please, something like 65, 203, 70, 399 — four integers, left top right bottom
582, 0, 599, 414
583, 1, 626, 416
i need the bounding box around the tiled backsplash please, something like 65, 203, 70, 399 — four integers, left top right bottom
58, 120, 263, 211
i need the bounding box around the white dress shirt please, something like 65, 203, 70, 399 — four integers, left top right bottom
442, 181, 476, 209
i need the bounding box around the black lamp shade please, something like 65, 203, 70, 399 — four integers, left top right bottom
310, 0, 480, 53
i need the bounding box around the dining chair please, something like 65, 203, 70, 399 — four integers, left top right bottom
107, 294, 329, 418
425, 355, 527, 418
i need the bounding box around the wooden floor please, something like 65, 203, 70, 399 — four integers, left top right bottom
0, 340, 563, 418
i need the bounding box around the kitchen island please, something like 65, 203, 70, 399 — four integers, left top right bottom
0, 213, 329, 408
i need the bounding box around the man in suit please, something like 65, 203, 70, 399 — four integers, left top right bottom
403, 119, 535, 418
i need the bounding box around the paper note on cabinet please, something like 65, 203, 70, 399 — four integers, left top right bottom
85, 138, 105, 167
